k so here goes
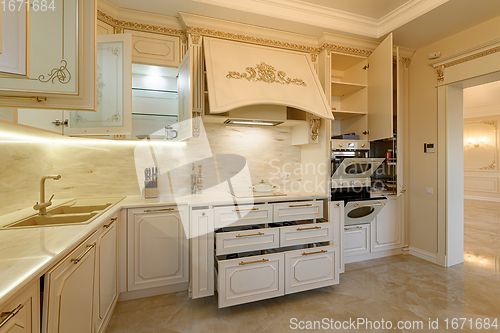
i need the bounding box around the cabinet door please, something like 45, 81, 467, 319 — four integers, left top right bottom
371, 197, 402, 252
177, 48, 193, 141
0, 0, 96, 110
0, 4, 28, 76
43, 232, 98, 333
344, 224, 370, 256
17, 109, 65, 134
64, 34, 132, 136
191, 209, 214, 299
0, 281, 39, 333
96, 217, 118, 333
396, 47, 405, 196
125, 30, 181, 67
127, 206, 189, 291
329, 201, 345, 273
367, 33, 393, 141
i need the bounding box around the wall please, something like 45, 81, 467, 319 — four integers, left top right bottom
0, 121, 301, 216
408, 15, 500, 255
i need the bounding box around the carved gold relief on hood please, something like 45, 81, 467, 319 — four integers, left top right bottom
227, 62, 307, 86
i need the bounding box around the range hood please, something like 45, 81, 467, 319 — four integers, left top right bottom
203, 37, 334, 121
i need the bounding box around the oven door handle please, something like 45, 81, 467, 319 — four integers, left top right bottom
353, 201, 386, 208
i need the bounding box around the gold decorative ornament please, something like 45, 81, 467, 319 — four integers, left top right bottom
480, 161, 497, 170
436, 65, 445, 83
97, 10, 185, 37
227, 62, 307, 86
191, 34, 201, 45
310, 54, 318, 62
38, 60, 71, 84
310, 118, 321, 141
480, 121, 497, 129
444, 46, 500, 68
319, 43, 372, 57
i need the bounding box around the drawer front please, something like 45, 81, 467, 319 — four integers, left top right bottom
217, 253, 284, 308
125, 29, 180, 67
273, 201, 323, 222
344, 224, 370, 256
216, 228, 279, 256
214, 205, 273, 228
285, 245, 339, 294
279, 222, 333, 247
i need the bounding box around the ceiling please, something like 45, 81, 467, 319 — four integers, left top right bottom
108, 0, 500, 49
464, 81, 500, 118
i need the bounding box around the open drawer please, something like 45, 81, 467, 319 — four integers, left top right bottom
216, 252, 284, 308
278, 220, 334, 247
216, 227, 279, 256
214, 204, 273, 228
284, 245, 339, 294
273, 201, 323, 222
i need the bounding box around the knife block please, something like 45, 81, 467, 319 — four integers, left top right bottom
144, 182, 158, 199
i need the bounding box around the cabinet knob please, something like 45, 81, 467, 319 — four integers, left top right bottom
202, 212, 205, 216
361, 144, 365, 147
339, 144, 343, 147
336, 203, 340, 207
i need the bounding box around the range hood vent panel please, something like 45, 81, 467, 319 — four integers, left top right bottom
204, 38, 333, 121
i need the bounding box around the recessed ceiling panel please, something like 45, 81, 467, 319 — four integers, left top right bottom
300, 0, 410, 19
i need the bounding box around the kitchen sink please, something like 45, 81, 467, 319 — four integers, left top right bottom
47, 203, 112, 215
6, 213, 98, 228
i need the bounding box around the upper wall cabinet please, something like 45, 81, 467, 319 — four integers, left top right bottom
64, 34, 132, 136
125, 29, 181, 68
177, 47, 193, 141
0, 0, 96, 110
97, 20, 114, 35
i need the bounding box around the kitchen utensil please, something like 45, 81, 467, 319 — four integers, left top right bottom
164, 125, 178, 140
252, 180, 275, 192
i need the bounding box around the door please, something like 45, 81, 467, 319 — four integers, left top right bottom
191, 209, 214, 299
127, 206, 189, 291
17, 109, 65, 134
371, 196, 402, 252
0, 281, 39, 333
0, 0, 96, 110
43, 232, 98, 333
96, 217, 118, 333
368, 33, 393, 141
177, 48, 193, 141
64, 34, 132, 136
329, 201, 345, 273
344, 224, 370, 256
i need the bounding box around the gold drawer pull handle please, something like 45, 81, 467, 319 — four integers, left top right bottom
302, 250, 327, 256
236, 232, 265, 238
0, 304, 24, 329
104, 217, 117, 228
144, 208, 175, 212
336, 203, 340, 207
71, 243, 96, 265
296, 226, 321, 231
344, 226, 363, 230
233, 208, 259, 212
289, 204, 313, 208
353, 201, 385, 208
239, 258, 269, 265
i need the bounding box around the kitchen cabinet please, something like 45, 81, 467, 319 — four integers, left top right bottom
97, 20, 114, 35
273, 200, 323, 222
125, 29, 181, 67
328, 201, 345, 273
0, 0, 96, 110
65, 34, 132, 136
344, 224, 371, 257
127, 206, 189, 291
191, 209, 214, 299
95, 216, 118, 333
43, 231, 99, 333
320, 34, 394, 142
0, 4, 28, 77
371, 196, 403, 252
0, 281, 39, 333
214, 204, 273, 228
177, 47, 194, 141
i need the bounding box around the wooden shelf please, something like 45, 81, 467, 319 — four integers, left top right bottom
332, 110, 367, 120
330, 81, 366, 96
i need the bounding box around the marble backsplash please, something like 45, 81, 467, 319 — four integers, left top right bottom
0, 122, 301, 216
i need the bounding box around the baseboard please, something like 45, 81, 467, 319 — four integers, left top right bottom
464, 195, 500, 202
409, 246, 437, 264
345, 248, 402, 264
118, 282, 189, 301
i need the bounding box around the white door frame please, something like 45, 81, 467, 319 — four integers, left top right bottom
431, 38, 500, 267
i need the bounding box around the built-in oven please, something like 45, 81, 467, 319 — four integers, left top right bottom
331, 140, 388, 225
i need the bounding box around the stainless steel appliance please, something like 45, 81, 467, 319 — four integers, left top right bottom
330, 140, 388, 225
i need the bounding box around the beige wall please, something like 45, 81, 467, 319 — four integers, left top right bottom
408, 16, 500, 254
0, 122, 301, 216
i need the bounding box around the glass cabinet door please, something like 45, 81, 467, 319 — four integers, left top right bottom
64, 34, 132, 136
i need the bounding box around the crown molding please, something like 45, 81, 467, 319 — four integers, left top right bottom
193, 0, 449, 39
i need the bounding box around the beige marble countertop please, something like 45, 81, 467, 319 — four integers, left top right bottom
0, 191, 328, 307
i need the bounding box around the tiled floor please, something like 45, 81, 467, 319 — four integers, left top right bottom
106, 199, 500, 332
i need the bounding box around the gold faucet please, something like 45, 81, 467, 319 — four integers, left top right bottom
33, 175, 61, 215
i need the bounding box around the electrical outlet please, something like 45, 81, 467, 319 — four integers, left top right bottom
426, 187, 434, 195
280, 172, 291, 179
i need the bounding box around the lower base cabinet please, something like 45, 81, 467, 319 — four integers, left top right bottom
0, 281, 39, 333
344, 224, 371, 256
216, 245, 339, 308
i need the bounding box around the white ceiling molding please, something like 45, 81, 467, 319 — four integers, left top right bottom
193, 0, 449, 38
